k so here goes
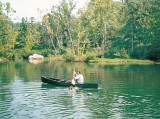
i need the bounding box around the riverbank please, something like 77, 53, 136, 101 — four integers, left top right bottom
47, 55, 159, 64
88, 58, 159, 64
1, 56, 159, 64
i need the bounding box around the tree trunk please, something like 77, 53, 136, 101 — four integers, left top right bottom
49, 35, 56, 50
56, 25, 60, 47
67, 22, 74, 51
103, 12, 107, 53
131, 12, 134, 53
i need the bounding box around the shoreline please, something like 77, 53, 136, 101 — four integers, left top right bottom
88, 58, 159, 64
47, 56, 160, 64
0, 57, 160, 64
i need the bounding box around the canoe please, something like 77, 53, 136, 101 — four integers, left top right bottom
41, 76, 98, 88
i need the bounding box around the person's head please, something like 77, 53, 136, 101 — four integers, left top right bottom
77, 71, 81, 75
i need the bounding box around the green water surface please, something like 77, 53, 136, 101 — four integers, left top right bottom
0, 60, 160, 119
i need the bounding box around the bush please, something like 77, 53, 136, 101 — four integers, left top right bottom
0, 47, 6, 58
40, 49, 54, 57
63, 52, 76, 62
104, 49, 116, 58
12, 49, 31, 59
84, 52, 96, 62
105, 48, 129, 59
119, 48, 130, 59
59, 48, 67, 55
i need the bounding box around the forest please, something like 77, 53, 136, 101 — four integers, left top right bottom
0, 0, 160, 62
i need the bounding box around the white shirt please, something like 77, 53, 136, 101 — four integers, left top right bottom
75, 74, 84, 83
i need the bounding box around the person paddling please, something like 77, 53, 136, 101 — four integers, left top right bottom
73, 71, 84, 83
67, 71, 84, 90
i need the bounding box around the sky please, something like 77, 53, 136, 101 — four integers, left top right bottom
1, 0, 89, 22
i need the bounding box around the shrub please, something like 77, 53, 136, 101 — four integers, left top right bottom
120, 48, 130, 59
12, 49, 23, 60
12, 49, 31, 59
37, 49, 54, 57
104, 49, 115, 58
105, 48, 129, 59
59, 48, 67, 55
84, 52, 96, 62
63, 52, 76, 62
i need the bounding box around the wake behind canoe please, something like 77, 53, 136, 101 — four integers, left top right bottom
41, 76, 98, 88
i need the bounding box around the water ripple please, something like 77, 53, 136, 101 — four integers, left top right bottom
0, 72, 160, 119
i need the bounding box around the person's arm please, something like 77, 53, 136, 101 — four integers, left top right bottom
73, 75, 79, 82
75, 75, 79, 79
73, 71, 77, 75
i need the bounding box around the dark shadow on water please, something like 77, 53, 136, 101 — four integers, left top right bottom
41, 83, 98, 92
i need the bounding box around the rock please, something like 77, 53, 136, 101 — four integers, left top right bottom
28, 54, 44, 59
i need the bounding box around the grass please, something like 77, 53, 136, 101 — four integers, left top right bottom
47, 55, 159, 64
88, 58, 159, 64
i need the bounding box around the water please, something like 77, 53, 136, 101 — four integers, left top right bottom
0, 60, 160, 119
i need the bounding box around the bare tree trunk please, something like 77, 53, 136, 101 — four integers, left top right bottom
56, 25, 60, 47
46, 23, 56, 51
49, 35, 56, 50
67, 21, 74, 51
131, 12, 134, 53
103, 12, 107, 53
78, 38, 80, 60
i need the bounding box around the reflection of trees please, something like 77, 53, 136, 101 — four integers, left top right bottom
28, 59, 44, 64
0, 62, 16, 84
0, 63, 14, 118
81, 64, 160, 118
0, 60, 160, 118
1, 60, 160, 88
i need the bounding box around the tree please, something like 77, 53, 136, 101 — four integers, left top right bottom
0, 1, 17, 58
15, 17, 41, 52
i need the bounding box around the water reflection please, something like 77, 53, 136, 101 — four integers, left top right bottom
41, 83, 93, 118
40, 83, 99, 118
28, 59, 44, 64
0, 61, 160, 118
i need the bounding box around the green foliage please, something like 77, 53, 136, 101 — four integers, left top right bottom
105, 42, 130, 59
0, 0, 160, 61
84, 52, 97, 62
12, 49, 31, 59
0, 40, 5, 57
119, 48, 130, 59
63, 52, 76, 62
40, 49, 54, 57
59, 48, 67, 55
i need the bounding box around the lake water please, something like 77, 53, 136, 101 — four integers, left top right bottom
0, 60, 160, 119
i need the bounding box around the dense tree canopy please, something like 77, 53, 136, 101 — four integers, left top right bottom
0, 0, 159, 61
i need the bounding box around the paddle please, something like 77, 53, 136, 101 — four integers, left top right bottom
71, 71, 76, 85
69, 71, 78, 90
